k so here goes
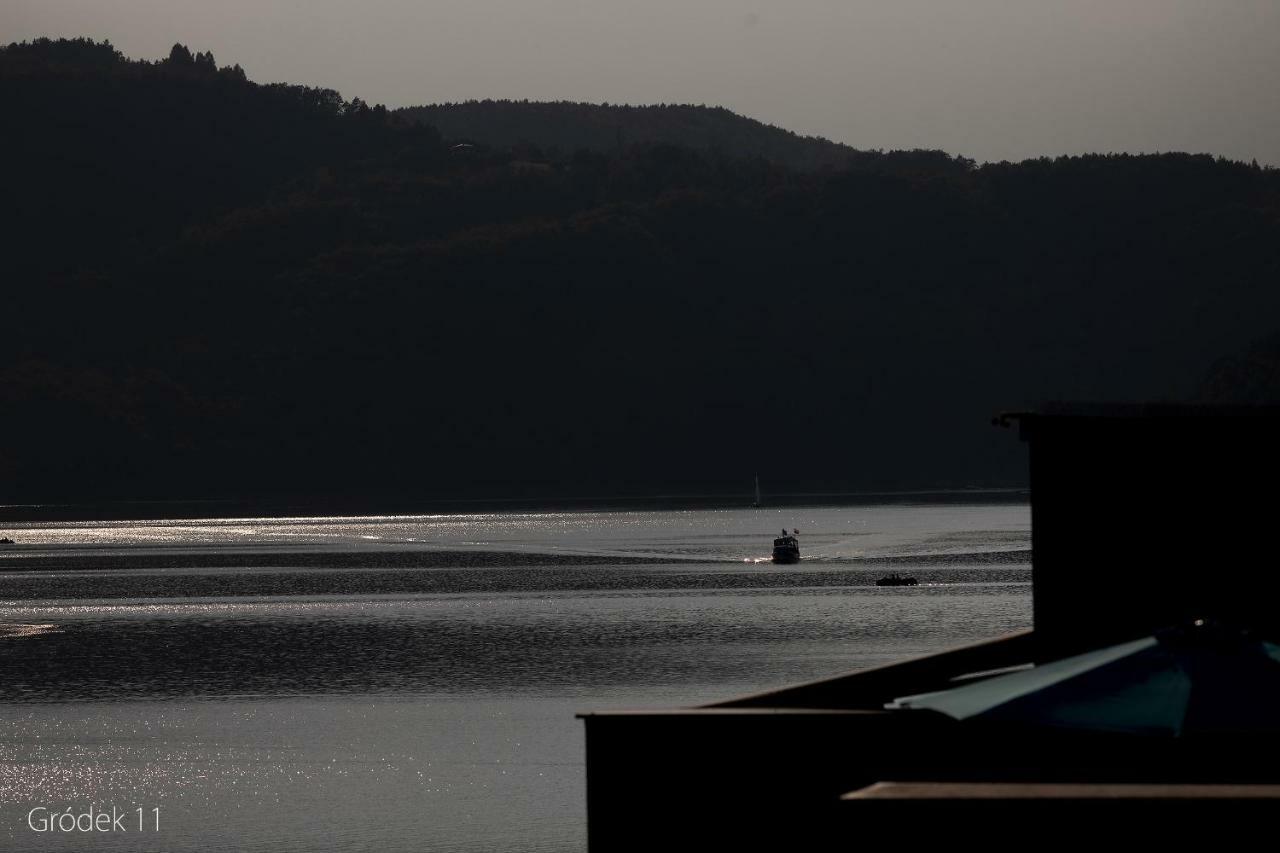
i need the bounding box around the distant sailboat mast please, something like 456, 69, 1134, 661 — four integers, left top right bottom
753, 474, 762, 508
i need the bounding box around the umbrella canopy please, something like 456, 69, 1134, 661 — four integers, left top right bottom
888, 622, 1280, 736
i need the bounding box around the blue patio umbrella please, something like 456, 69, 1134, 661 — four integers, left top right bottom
887, 621, 1280, 736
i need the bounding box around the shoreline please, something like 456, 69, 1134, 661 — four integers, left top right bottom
0, 488, 1030, 524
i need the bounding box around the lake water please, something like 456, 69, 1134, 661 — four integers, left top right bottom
0, 502, 1030, 851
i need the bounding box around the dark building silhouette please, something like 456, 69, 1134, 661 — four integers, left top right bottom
1011, 404, 1280, 657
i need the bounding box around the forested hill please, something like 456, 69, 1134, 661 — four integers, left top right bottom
396, 100, 951, 173
1, 38, 441, 280
1198, 333, 1280, 404
4, 38, 1280, 506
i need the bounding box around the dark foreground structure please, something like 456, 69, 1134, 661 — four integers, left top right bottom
580, 405, 1280, 849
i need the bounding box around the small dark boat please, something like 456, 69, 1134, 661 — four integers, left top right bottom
0, 537, 13, 545
772, 529, 800, 564
875, 573, 918, 587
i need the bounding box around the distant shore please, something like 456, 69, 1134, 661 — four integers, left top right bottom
0, 488, 1029, 524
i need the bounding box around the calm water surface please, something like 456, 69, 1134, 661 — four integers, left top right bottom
0, 503, 1030, 851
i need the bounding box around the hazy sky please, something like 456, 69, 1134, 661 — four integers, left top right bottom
7, 0, 1280, 164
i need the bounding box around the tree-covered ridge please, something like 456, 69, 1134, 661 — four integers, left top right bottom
1198, 333, 1280, 405
397, 99, 973, 175
2, 38, 438, 276
3, 38, 1280, 505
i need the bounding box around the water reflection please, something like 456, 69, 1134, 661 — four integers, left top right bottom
0, 505, 1031, 851
0, 586, 1029, 703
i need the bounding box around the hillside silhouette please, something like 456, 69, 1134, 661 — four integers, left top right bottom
397, 100, 967, 175
4, 38, 1280, 505
1197, 333, 1280, 404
